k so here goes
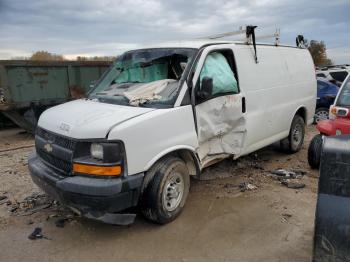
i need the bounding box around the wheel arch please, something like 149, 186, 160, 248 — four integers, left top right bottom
294, 106, 307, 123
144, 146, 201, 177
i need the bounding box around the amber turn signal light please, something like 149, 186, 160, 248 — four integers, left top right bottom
73, 163, 121, 176
330, 106, 337, 115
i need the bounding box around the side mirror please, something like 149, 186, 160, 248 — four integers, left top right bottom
196, 77, 213, 100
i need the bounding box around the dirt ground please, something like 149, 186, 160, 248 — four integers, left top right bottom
0, 126, 319, 262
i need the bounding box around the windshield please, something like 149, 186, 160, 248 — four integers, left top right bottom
89, 48, 197, 108
336, 76, 350, 107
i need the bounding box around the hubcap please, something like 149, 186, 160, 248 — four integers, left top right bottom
292, 123, 303, 145
315, 110, 329, 123
162, 173, 184, 212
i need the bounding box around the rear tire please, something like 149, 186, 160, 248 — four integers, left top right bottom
141, 157, 190, 224
280, 115, 305, 153
308, 134, 323, 169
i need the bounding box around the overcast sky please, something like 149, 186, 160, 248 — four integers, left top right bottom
0, 0, 349, 63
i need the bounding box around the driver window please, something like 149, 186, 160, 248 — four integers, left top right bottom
198, 51, 238, 96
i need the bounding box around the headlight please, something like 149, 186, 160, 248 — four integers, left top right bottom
90, 143, 104, 160
73, 141, 125, 177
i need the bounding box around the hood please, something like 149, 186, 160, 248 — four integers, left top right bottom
38, 99, 155, 139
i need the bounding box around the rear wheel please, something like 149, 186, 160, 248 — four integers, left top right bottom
141, 157, 190, 224
314, 107, 329, 124
308, 134, 323, 169
280, 115, 305, 153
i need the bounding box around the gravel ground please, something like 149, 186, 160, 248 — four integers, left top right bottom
0, 126, 319, 262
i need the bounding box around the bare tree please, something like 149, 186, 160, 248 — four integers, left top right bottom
30, 51, 65, 61
307, 40, 333, 67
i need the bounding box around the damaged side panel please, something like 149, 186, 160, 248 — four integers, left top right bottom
196, 94, 246, 167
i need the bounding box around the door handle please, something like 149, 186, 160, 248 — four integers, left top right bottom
242, 97, 246, 113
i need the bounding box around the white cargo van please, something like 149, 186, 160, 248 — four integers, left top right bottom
29, 36, 316, 224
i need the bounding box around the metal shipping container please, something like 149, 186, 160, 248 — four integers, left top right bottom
0, 60, 112, 132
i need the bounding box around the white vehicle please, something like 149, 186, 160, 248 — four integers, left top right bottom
316, 65, 350, 86
29, 30, 316, 224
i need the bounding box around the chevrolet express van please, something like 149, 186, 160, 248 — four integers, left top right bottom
29, 40, 316, 224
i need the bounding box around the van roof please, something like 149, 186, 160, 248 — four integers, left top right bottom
128, 40, 299, 51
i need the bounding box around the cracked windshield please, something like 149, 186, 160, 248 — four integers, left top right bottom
89, 48, 196, 108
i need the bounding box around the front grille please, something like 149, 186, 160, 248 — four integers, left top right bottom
36, 127, 76, 150
37, 148, 72, 173
36, 127, 76, 174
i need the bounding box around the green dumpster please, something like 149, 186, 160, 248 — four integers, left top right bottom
0, 60, 112, 132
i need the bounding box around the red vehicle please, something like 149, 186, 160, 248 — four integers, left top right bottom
308, 75, 350, 168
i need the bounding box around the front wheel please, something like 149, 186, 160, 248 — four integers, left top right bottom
280, 115, 305, 153
141, 157, 190, 224
308, 134, 323, 169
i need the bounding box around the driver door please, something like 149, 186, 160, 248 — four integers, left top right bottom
192, 46, 247, 167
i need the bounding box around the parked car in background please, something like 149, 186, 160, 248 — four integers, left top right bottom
316, 65, 350, 87
314, 79, 339, 123
308, 74, 350, 168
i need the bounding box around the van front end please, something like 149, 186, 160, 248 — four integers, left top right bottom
28, 127, 144, 224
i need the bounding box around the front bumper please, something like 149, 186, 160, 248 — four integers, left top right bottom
317, 118, 350, 136
28, 152, 144, 217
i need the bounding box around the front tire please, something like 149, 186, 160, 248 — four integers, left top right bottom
280, 115, 305, 153
308, 134, 323, 169
141, 157, 190, 224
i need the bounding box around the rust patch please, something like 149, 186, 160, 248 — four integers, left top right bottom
69, 85, 86, 99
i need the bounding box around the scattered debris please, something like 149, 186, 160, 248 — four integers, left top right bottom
0, 196, 9, 205
28, 227, 43, 240
239, 182, 257, 192
281, 213, 293, 223
9, 206, 18, 213
282, 181, 306, 189
46, 214, 59, 220
269, 168, 307, 189
0, 195, 7, 201
271, 169, 306, 179
282, 213, 292, 218
8, 192, 57, 216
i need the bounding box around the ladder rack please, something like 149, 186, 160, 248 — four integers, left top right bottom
199, 26, 281, 46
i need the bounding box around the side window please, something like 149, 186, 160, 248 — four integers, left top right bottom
330, 71, 348, 82
317, 73, 326, 78
197, 50, 238, 99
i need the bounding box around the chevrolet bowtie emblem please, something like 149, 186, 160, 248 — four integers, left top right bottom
44, 143, 53, 153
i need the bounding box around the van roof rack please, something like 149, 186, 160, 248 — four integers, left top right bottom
199, 25, 281, 46
198, 25, 281, 64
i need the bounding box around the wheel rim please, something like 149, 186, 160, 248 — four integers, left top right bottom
315, 110, 329, 123
162, 172, 184, 212
292, 123, 303, 146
